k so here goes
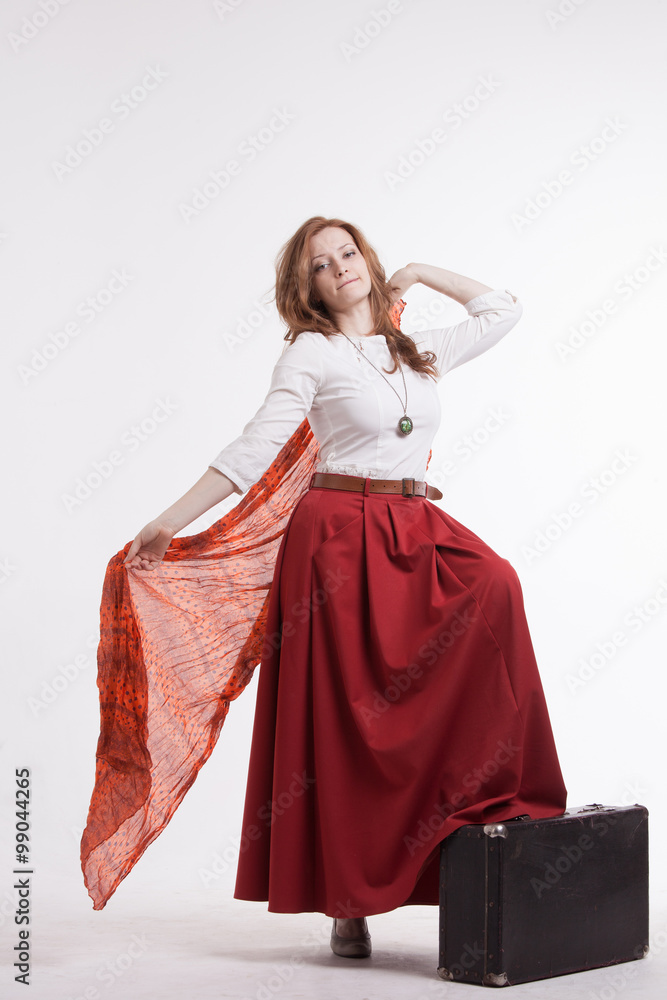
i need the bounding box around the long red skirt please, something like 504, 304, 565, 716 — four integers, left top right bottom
233, 480, 567, 918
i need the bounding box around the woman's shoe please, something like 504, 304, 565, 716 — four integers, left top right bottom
330, 917, 372, 958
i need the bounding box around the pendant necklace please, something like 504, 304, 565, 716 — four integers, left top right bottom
340, 332, 414, 435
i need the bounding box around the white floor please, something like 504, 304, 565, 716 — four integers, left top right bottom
7, 876, 666, 1000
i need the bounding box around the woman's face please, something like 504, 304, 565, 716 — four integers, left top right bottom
308, 227, 372, 315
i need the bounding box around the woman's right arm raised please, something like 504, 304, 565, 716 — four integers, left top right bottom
123, 467, 237, 571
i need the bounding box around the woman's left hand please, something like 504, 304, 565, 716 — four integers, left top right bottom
386, 263, 420, 303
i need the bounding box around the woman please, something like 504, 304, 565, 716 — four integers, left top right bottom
122, 216, 567, 958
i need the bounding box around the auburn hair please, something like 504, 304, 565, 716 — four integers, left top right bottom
273, 216, 439, 379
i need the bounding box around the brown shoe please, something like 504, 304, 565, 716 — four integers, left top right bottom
330, 917, 372, 958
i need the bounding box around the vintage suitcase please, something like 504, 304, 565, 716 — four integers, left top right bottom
438, 803, 649, 987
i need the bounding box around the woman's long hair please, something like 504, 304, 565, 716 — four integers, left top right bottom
273, 216, 439, 379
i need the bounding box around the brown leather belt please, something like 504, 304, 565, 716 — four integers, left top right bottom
310, 472, 443, 501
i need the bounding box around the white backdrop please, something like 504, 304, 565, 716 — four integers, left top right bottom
2, 1, 666, 998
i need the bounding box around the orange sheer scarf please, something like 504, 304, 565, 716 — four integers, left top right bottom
81, 299, 412, 909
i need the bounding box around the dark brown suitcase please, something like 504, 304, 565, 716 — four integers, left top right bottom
438, 803, 649, 987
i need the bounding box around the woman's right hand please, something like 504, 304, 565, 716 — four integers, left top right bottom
123, 520, 176, 571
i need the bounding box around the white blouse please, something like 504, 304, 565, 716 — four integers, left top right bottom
209, 289, 523, 495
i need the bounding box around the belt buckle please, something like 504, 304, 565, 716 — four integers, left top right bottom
401, 477, 415, 497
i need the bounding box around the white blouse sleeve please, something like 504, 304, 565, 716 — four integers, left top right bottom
416, 288, 523, 380
208, 333, 323, 495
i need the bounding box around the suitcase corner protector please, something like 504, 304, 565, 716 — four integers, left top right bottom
483, 822, 509, 839
483, 971, 509, 987
436, 966, 453, 981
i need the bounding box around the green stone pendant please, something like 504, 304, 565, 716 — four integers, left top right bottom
399, 415, 414, 435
